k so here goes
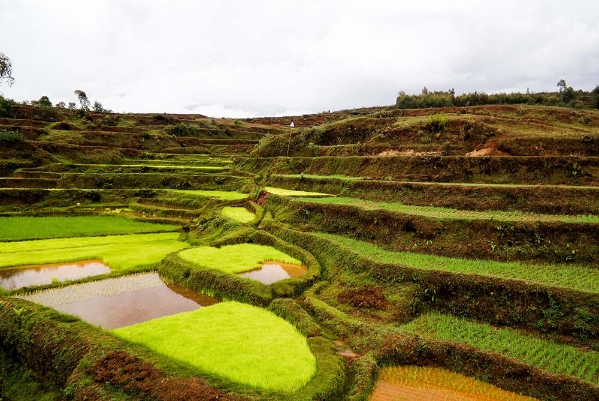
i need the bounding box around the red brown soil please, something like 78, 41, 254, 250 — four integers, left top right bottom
86, 351, 244, 401
255, 189, 270, 205
338, 285, 388, 310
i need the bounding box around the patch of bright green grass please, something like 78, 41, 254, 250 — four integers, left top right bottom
402, 313, 599, 385
265, 186, 333, 197
0, 215, 179, 241
0, 233, 188, 272
283, 174, 364, 181
296, 196, 599, 223
168, 190, 248, 200
221, 207, 255, 223
316, 233, 599, 293
178, 244, 301, 274
112, 301, 316, 392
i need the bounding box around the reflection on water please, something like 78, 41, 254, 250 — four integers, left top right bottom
239, 261, 308, 285
18, 273, 218, 329
0, 260, 110, 290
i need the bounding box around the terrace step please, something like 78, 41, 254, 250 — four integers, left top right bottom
265, 195, 599, 265
128, 203, 201, 220
0, 177, 58, 189
238, 155, 599, 187
265, 174, 599, 215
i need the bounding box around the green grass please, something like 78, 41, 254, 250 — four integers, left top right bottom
296, 196, 599, 223
0, 215, 179, 241
402, 313, 599, 385
0, 233, 189, 272
265, 187, 333, 197
316, 233, 599, 293
168, 190, 248, 200
221, 207, 256, 223
112, 301, 316, 392
178, 244, 301, 274
283, 174, 364, 181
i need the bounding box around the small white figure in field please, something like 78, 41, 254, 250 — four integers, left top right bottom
290, 120, 294, 128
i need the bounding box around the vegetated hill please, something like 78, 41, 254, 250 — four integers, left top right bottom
1, 102, 599, 401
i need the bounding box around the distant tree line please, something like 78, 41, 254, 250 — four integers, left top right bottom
0, 52, 111, 117
396, 81, 599, 110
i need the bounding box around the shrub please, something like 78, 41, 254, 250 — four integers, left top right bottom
170, 123, 189, 137
0, 129, 24, 143
0, 96, 14, 117
423, 114, 449, 133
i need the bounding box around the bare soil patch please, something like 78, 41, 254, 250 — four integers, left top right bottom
338, 285, 388, 310
87, 351, 243, 401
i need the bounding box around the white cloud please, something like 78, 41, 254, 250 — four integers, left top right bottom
1, 0, 598, 117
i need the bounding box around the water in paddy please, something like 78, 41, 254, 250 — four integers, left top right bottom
239, 261, 308, 284
18, 273, 218, 329
0, 260, 110, 290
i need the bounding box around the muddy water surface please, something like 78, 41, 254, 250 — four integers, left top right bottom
239, 261, 308, 284
19, 273, 218, 329
0, 260, 110, 290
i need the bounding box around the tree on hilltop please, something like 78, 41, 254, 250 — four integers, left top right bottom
0, 52, 15, 87
74, 90, 90, 111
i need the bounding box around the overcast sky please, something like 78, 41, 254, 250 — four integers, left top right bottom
1, 0, 598, 117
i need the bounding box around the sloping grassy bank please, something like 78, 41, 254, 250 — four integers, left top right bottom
264, 222, 599, 341
56, 172, 250, 190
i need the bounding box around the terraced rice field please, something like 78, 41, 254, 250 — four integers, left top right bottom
0, 215, 179, 240
113, 301, 316, 392
296, 196, 599, 223
1, 103, 599, 400
315, 232, 599, 293
178, 244, 301, 274
221, 206, 256, 223
0, 233, 189, 272
402, 313, 599, 385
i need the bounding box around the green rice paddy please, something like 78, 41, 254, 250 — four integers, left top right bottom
402, 313, 599, 385
0, 215, 179, 241
168, 190, 248, 200
316, 233, 599, 293
221, 207, 256, 223
112, 301, 316, 392
297, 196, 599, 223
264, 187, 333, 197
0, 233, 189, 272
178, 244, 301, 274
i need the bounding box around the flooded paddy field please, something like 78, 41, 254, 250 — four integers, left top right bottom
239, 261, 308, 284
0, 259, 110, 290
18, 272, 218, 329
